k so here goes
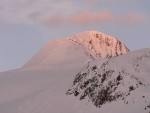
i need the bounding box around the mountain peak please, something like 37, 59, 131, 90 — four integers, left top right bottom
22, 31, 129, 70
80, 30, 105, 35
68, 31, 129, 59
70, 30, 117, 41
66, 48, 150, 110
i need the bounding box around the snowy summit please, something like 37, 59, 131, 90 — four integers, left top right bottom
0, 31, 150, 113
69, 31, 129, 59
23, 31, 129, 70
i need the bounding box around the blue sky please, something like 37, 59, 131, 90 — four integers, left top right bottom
0, 0, 150, 72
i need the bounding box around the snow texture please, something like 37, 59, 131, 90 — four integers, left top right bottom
0, 31, 149, 113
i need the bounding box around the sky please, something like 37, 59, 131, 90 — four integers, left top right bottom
0, 0, 150, 72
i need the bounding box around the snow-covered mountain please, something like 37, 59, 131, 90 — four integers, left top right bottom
0, 31, 149, 113
22, 31, 129, 70
69, 31, 129, 59
66, 48, 150, 113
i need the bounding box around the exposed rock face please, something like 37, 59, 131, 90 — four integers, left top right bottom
69, 31, 129, 59
66, 49, 150, 109
22, 31, 129, 70
1, 30, 150, 113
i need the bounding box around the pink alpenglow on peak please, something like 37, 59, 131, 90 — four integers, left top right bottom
22, 31, 129, 70
69, 31, 129, 59
2, 30, 150, 113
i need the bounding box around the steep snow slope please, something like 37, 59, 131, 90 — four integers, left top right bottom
23, 31, 129, 70
0, 67, 82, 113
69, 31, 129, 58
22, 38, 92, 71
0, 31, 149, 113
0, 49, 149, 113
67, 48, 150, 113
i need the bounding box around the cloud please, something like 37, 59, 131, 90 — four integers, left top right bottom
42, 11, 147, 27
0, 0, 147, 27
0, 0, 76, 24
68, 11, 113, 25
42, 11, 114, 26
43, 14, 64, 26
120, 12, 146, 25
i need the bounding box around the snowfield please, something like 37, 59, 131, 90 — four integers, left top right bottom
0, 31, 149, 113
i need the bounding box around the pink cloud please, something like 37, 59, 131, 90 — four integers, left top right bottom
43, 14, 64, 26
120, 12, 146, 25
68, 11, 113, 25
42, 11, 146, 26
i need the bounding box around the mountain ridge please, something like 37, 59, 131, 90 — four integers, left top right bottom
66, 48, 150, 112
68, 31, 129, 59
22, 31, 129, 70
1, 31, 149, 113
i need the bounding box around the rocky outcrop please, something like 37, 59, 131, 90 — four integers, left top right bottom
66, 49, 150, 109
68, 31, 129, 59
